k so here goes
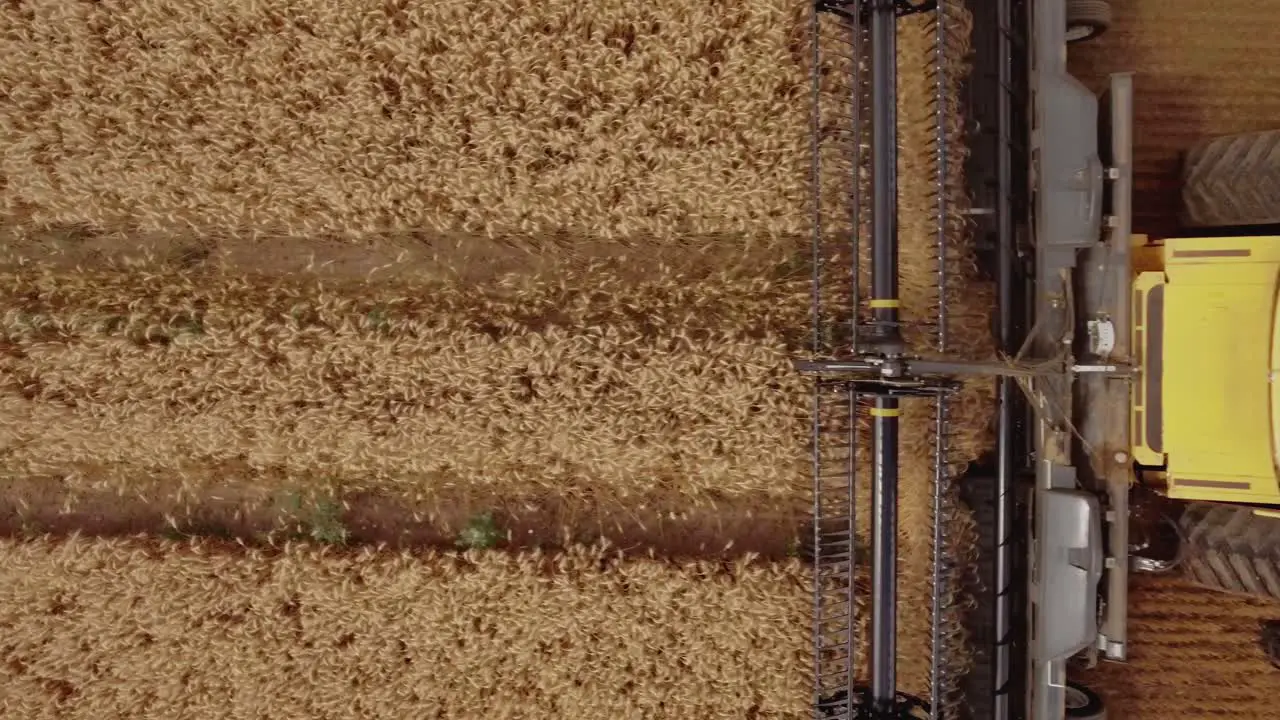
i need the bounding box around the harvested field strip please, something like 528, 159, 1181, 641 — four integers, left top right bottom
1077, 576, 1280, 720
0, 536, 811, 719
0, 473, 809, 560
1068, 0, 1280, 239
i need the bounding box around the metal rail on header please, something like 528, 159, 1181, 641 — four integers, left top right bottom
868, 2, 902, 708
806, 0, 1110, 717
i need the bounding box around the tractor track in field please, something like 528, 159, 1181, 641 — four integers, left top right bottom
0, 230, 819, 562
0, 473, 807, 561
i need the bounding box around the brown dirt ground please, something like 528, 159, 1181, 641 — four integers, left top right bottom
0, 471, 809, 561
1067, 1, 1280, 715
1076, 575, 1280, 720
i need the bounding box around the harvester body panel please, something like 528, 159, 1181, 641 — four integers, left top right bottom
1130, 235, 1280, 505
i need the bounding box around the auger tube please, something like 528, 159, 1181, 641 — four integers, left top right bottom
868, 0, 901, 713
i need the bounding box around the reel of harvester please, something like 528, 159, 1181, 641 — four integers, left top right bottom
796, 1, 1060, 718
800, 1, 949, 717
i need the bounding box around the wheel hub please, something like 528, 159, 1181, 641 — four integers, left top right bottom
1065, 24, 1093, 42
817, 688, 931, 719
1064, 686, 1090, 710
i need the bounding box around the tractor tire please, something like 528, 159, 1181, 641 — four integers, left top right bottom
1178, 502, 1280, 601
1065, 680, 1107, 719
1180, 129, 1280, 228
1261, 620, 1280, 670
1066, 0, 1112, 43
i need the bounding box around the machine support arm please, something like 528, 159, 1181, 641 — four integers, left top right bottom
794, 358, 1136, 380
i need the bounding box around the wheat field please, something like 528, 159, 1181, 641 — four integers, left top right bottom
0, 0, 993, 715
0, 249, 993, 536
0, 0, 992, 548
0, 536, 812, 719
0, 0, 813, 242
0, 241, 993, 702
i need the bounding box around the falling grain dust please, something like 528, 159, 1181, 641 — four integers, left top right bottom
0, 0, 995, 712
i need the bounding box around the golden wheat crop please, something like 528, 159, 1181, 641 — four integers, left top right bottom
0, 259, 803, 500
0, 535, 809, 719
0, 0, 990, 506
0, 0, 813, 242
0, 0, 974, 255
0, 250, 993, 716
0, 0, 992, 711
0, 535, 973, 718
0, 248, 991, 707
0, 248, 992, 513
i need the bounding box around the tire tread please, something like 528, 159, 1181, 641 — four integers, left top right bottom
1179, 502, 1280, 601
1181, 129, 1280, 228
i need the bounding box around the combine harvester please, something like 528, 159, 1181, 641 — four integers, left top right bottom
796, 0, 1280, 718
